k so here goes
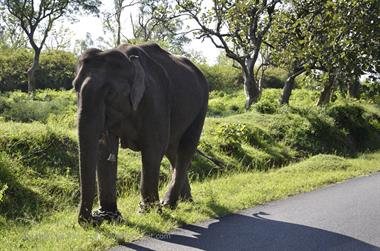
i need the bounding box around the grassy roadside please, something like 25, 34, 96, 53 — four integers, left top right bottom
1, 151, 379, 251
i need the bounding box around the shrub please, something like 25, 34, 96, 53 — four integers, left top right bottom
216, 123, 252, 154
262, 67, 288, 88
268, 108, 355, 156
253, 89, 281, 114
327, 103, 380, 151
37, 51, 77, 90
254, 99, 279, 114
361, 80, 380, 103
198, 64, 241, 91
0, 49, 31, 91
0, 90, 76, 123
0, 49, 76, 91
207, 90, 245, 116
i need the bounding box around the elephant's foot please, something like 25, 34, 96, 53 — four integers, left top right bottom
161, 192, 179, 209
92, 208, 123, 224
161, 186, 193, 209
161, 199, 177, 209
138, 201, 162, 214
179, 188, 193, 202
78, 213, 95, 228
78, 209, 123, 228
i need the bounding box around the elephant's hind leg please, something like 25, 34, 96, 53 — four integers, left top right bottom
162, 110, 206, 208
165, 150, 193, 202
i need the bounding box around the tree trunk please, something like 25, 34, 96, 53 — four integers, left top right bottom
348, 76, 361, 99
27, 49, 40, 93
317, 73, 335, 106
242, 59, 260, 110
280, 68, 305, 105
280, 76, 296, 105
116, 12, 121, 46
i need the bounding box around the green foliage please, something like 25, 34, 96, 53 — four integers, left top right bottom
262, 68, 288, 88
198, 64, 241, 91
216, 123, 251, 154
0, 88, 378, 249
0, 184, 7, 204
254, 100, 279, 114
0, 90, 76, 123
0, 121, 78, 174
327, 102, 380, 150
37, 51, 77, 89
361, 80, 380, 103
0, 49, 76, 91
0, 48, 31, 91
208, 90, 245, 116
284, 154, 351, 172
269, 0, 379, 95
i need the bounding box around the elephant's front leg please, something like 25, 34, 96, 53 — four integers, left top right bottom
139, 148, 164, 212
93, 134, 122, 222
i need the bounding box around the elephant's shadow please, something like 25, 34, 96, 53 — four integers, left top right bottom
118, 211, 379, 251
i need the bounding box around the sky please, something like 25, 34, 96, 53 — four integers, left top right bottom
70, 1, 222, 64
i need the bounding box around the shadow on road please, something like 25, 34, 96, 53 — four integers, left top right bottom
122, 212, 379, 251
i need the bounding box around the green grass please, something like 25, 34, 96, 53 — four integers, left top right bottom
0, 88, 379, 250
0, 151, 379, 251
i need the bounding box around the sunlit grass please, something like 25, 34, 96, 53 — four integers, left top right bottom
1, 151, 379, 251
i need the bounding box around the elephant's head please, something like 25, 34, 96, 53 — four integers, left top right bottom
73, 48, 146, 112
73, 48, 146, 225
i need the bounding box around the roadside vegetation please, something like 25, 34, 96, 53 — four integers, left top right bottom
0, 86, 379, 250
0, 0, 379, 250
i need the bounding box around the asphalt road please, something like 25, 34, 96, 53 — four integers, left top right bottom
110, 172, 380, 251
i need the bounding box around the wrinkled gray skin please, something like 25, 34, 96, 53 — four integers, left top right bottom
73, 43, 209, 226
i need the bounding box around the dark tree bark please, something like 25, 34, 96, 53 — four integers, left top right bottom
348, 76, 361, 99
317, 73, 335, 106
27, 49, 40, 93
280, 67, 306, 105
242, 58, 260, 109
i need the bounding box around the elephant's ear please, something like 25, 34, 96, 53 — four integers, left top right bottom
129, 55, 146, 111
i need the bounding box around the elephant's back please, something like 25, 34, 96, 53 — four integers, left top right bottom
139, 43, 208, 142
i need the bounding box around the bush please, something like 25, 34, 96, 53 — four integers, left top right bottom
37, 50, 77, 89
361, 80, 380, 103
216, 123, 252, 154
0, 90, 76, 123
327, 103, 380, 151
262, 67, 288, 88
198, 64, 241, 91
0, 49, 76, 91
253, 89, 281, 114
254, 99, 279, 114
0, 49, 31, 91
208, 90, 245, 116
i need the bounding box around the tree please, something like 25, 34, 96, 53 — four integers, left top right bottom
1, 0, 100, 92
269, 0, 379, 105
74, 32, 95, 55
45, 25, 74, 51
102, 0, 139, 47
131, 0, 190, 55
176, 0, 281, 109
0, 6, 27, 48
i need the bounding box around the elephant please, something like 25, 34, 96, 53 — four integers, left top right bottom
73, 43, 209, 226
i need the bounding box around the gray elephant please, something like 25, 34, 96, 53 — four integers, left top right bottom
73, 43, 209, 226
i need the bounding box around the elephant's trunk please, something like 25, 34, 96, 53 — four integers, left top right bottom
77, 78, 105, 223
